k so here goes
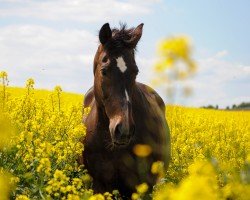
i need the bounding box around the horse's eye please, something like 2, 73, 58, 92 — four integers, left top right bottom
101, 68, 107, 76
102, 56, 108, 63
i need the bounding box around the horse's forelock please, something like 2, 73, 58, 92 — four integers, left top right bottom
103, 24, 137, 53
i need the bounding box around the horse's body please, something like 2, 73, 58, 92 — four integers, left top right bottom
80, 23, 170, 198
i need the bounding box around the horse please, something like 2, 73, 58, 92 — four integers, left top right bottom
80, 23, 171, 199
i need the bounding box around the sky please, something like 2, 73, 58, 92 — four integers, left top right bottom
0, 0, 249, 108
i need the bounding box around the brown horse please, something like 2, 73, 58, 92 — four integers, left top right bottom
80, 23, 171, 198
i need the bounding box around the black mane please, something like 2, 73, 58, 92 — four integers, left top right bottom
104, 24, 137, 54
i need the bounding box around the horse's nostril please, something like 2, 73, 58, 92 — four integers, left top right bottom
114, 123, 123, 139
114, 123, 131, 143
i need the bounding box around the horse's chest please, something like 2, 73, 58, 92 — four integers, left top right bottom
86, 149, 136, 181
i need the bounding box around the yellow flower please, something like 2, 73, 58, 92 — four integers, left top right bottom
54, 85, 62, 93
133, 144, 152, 157
151, 161, 165, 178
131, 193, 140, 200
25, 78, 35, 88
153, 35, 196, 99
54, 170, 67, 180
136, 183, 148, 194
10, 176, 20, 184
0, 71, 8, 79
67, 194, 80, 200
89, 194, 105, 200
16, 195, 30, 200
0, 173, 11, 200
36, 158, 51, 176
103, 192, 113, 200
72, 178, 83, 189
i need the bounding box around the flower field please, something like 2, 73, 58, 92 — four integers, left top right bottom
0, 74, 250, 199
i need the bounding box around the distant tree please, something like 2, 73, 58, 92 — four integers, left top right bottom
201, 102, 250, 110
201, 105, 217, 109
238, 102, 250, 109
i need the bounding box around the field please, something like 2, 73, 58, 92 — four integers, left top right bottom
0, 79, 250, 200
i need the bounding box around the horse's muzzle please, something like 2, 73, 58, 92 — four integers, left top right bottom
111, 122, 135, 146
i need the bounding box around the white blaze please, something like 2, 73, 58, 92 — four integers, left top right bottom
116, 57, 129, 130
116, 56, 127, 73
125, 89, 129, 102
125, 89, 129, 129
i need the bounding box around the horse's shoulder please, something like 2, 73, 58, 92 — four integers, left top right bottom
84, 86, 95, 107
136, 82, 165, 113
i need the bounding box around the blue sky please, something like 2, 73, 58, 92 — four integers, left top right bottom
0, 0, 249, 107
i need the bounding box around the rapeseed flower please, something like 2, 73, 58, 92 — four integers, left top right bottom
0, 76, 249, 199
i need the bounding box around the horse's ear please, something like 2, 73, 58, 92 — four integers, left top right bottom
99, 23, 112, 45
130, 23, 144, 47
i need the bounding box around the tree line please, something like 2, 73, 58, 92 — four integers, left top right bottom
201, 102, 250, 110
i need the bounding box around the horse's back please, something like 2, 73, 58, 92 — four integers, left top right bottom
136, 82, 171, 168
136, 82, 165, 114
84, 86, 94, 108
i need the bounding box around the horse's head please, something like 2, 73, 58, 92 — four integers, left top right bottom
93, 23, 143, 147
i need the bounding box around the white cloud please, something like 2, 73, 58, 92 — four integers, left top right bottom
182, 51, 250, 107
136, 56, 156, 84
198, 54, 250, 82
215, 50, 228, 58
0, 25, 97, 92
0, 0, 156, 22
